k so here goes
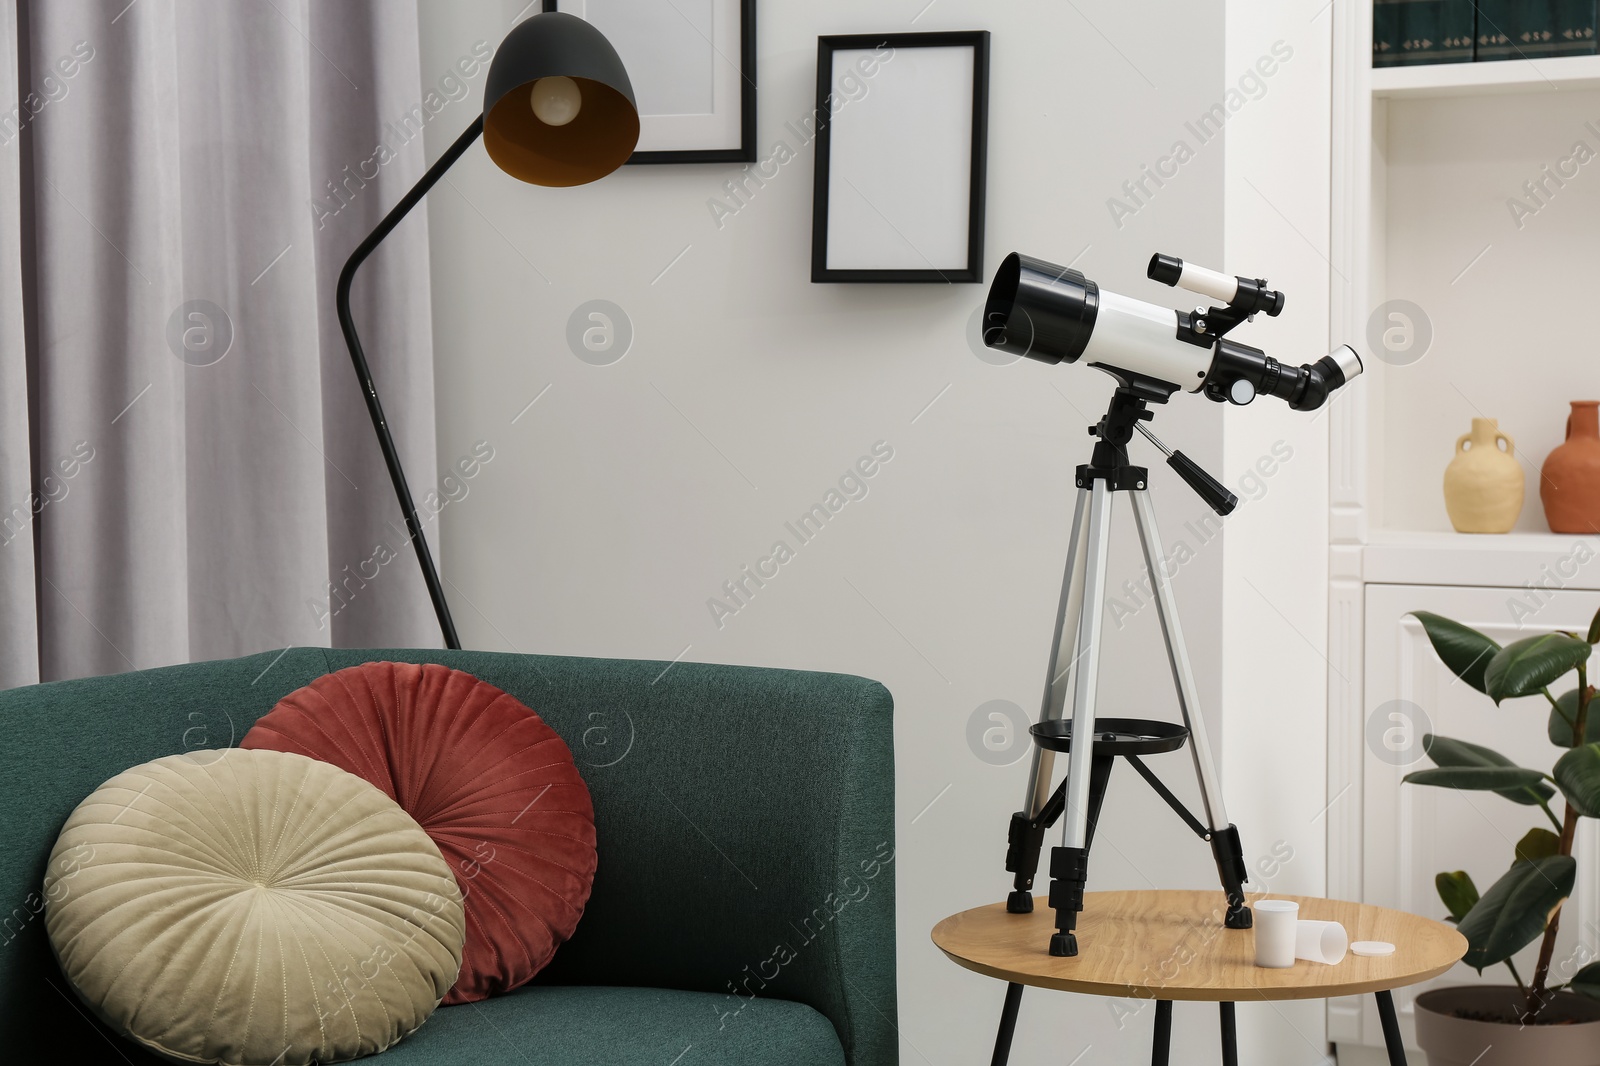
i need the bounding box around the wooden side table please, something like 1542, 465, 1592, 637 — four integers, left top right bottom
932, 890, 1466, 1065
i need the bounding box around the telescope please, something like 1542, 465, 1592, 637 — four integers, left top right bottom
970, 251, 1369, 1065
982, 251, 1363, 410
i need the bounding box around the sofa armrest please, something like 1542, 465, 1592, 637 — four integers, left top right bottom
330, 651, 899, 1066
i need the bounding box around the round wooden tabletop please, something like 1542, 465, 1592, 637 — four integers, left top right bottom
932, 890, 1466, 1002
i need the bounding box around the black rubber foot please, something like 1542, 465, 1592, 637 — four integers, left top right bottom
1225, 902, 1253, 929
1007, 890, 1034, 914
1049, 932, 1078, 957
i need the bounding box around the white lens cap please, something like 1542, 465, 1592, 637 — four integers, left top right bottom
1350, 941, 1395, 957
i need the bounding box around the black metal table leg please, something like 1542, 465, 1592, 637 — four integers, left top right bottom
1219, 1001, 1237, 1066
990, 982, 1024, 1066
1375, 990, 1408, 1065
1151, 1000, 1172, 1066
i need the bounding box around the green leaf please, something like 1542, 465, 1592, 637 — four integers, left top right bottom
1485, 633, 1592, 704
1515, 828, 1562, 864
1546, 688, 1600, 747
1406, 766, 1550, 793
1410, 734, 1557, 806
1410, 612, 1501, 694
1436, 870, 1480, 923
1457, 856, 1577, 970
1554, 744, 1600, 817
1588, 605, 1600, 645
1573, 961, 1600, 999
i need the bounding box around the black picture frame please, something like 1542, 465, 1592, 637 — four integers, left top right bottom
547, 0, 757, 165
810, 31, 989, 284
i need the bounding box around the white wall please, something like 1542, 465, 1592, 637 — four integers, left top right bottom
415, 2, 1324, 1063
1220, 2, 1335, 1063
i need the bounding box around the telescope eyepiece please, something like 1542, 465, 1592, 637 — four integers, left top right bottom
1272, 345, 1365, 412
1147, 253, 1183, 287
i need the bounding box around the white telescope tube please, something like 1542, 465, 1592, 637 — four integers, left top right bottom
1079, 291, 1211, 394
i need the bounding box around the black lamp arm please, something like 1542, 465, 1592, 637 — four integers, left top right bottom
335, 114, 485, 651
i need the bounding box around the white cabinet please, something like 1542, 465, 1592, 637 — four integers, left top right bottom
1332, 583, 1600, 1053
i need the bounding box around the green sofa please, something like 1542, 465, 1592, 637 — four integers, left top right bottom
0, 648, 898, 1065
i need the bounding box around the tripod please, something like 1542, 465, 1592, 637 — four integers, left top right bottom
1002, 387, 1253, 960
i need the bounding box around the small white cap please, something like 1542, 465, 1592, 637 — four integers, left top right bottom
1350, 941, 1395, 957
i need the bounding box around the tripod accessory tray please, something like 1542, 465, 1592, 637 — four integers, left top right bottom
1029, 717, 1188, 756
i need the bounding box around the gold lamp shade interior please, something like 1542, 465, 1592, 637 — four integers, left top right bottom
484, 78, 639, 187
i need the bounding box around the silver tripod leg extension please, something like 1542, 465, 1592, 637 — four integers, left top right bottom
1061, 480, 1115, 851
1040, 479, 1116, 956
1005, 487, 1092, 913
1130, 489, 1253, 928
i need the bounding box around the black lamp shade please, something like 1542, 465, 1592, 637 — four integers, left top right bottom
483, 12, 640, 187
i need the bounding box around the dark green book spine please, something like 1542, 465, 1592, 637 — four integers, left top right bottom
1437, 1, 1479, 61
1379, 0, 1476, 66
1476, 0, 1522, 59
1553, 0, 1599, 56
1375, 0, 1403, 66
1475, 0, 1593, 59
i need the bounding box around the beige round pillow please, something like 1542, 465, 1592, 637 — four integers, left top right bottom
46, 749, 466, 1065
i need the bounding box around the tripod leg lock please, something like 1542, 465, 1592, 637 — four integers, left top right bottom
1210, 824, 1253, 929
1047, 846, 1090, 956
1006, 817, 1039, 910
1005, 810, 1045, 913
1007, 782, 1068, 914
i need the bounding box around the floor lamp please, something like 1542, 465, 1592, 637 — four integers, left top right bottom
336, 12, 639, 649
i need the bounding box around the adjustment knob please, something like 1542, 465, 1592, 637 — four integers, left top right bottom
1228, 378, 1256, 405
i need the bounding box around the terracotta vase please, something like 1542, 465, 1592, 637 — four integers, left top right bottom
1541, 401, 1600, 534
1443, 418, 1523, 533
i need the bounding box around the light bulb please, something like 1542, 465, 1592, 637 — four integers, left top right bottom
530, 77, 582, 126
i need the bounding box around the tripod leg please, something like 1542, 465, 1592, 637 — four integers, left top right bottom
1007, 487, 1092, 913
1130, 490, 1252, 930
1082, 754, 1116, 853
1047, 481, 1114, 956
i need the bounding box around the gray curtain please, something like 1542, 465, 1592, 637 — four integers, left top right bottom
0, 0, 443, 689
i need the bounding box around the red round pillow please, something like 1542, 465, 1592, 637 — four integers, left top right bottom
242, 662, 595, 1004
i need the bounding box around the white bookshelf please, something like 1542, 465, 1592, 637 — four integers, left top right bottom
1334, 35, 1600, 553
1371, 52, 1600, 97
1326, 5, 1600, 1058
1362, 530, 1600, 588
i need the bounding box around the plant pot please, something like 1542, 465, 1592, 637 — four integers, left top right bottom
1443, 417, 1523, 533
1541, 400, 1600, 534
1414, 985, 1600, 1066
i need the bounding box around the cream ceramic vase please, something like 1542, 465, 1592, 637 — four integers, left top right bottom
1443, 418, 1523, 533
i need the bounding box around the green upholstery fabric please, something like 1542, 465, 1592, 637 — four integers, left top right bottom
379, 986, 847, 1066
0, 649, 896, 1066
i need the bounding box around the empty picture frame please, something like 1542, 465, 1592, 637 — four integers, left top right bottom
811, 31, 989, 283
551, 0, 756, 163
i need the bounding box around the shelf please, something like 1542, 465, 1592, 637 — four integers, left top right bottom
1371, 54, 1600, 99
1362, 530, 1600, 590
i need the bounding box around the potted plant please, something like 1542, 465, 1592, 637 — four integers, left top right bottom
1405, 609, 1600, 1066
